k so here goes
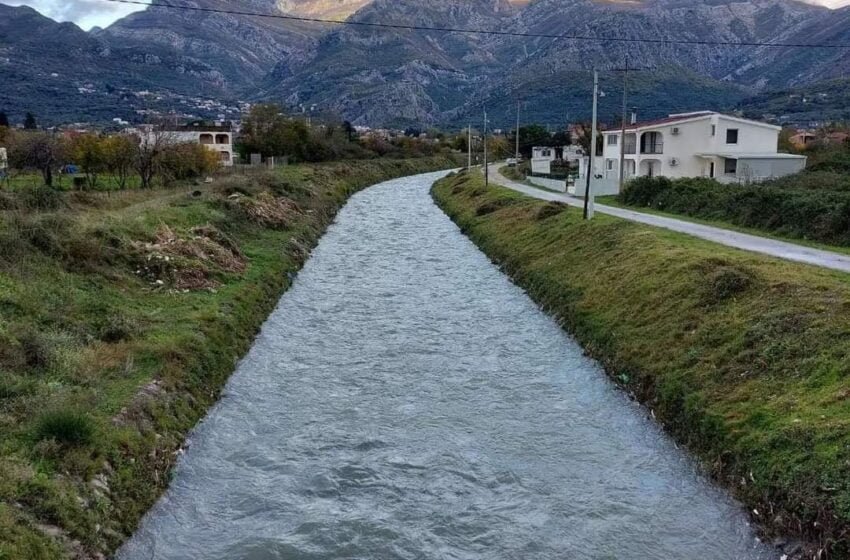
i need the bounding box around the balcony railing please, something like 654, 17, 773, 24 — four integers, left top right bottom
640, 142, 664, 155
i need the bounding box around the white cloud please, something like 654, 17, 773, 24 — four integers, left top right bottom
0, 0, 147, 30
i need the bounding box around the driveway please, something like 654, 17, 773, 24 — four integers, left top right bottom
487, 164, 850, 274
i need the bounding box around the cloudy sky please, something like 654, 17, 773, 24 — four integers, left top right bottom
1, 0, 849, 30
0, 0, 148, 29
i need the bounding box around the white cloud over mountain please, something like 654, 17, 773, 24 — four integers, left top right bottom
0, 0, 146, 29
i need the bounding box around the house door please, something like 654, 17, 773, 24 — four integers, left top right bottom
709, 161, 715, 178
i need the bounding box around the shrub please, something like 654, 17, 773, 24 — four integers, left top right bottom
34, 410, 95, 446
619, 174, 850, 246
18, 186, 64, 211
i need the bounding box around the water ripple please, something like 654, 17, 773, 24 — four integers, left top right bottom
118, 171, 775, 560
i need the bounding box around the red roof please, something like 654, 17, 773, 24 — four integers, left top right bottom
613, 112, 715, 132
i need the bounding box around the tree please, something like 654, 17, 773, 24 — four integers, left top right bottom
9, 131, 66, 186
575, 123, 603, 157
0, 111, 8, 128
102, 135, 137, 189
134, 129, 173, 189
551, 130, 572, 146
343, 120, 355, 142
23, 113, 37, 130
159, 142, 219, 185
239, 103, 310, 160
69, 134, 107, 189
509, 124, 553, 158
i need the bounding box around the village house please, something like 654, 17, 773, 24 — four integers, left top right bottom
163, 122, 235, 166
600, 111, 806, 184
789, 131, 816, 150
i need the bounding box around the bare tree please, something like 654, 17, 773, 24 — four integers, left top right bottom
133, 128, 175, 189
9, 131, 66, 187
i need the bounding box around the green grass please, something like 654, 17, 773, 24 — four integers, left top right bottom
433, 169, 850, 558
0, 156, 459, 558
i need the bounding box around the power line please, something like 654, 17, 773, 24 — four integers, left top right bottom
99, 0, 850, 50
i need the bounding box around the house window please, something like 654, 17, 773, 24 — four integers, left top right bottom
607, 135, 618, 146
624, 133, 637, 154
711, 125, 716, 136
724, 158, 737, 175
726, 129, 739, 144
709, 161, 715, 178
607, 159, 614, 170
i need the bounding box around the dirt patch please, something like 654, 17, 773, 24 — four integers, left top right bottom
131, 224, 246, 290
535, 201, 568, 221
234, 192, 302, 229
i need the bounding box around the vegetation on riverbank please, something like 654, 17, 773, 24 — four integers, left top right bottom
617, 166, 850, 247
433, 169, 850, 558
0, 156, 458, 559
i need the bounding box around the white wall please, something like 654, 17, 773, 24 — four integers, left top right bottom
571, 176, 620, 198
528, 175, 567, 192
531, 158, 552, 175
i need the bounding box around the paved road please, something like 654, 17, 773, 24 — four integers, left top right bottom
487, 165, 850, 274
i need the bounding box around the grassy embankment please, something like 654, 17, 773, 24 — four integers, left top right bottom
433, 169, 850, 557
0, 156, 457, 559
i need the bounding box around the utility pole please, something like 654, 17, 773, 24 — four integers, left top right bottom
583, 69, 599, 220
484, 109, 489, 188
618, 56, 629, 194
611, 58, 652, 192
515, 100, 521, 161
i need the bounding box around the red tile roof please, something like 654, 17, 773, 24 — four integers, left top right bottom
611, 112, 715, 132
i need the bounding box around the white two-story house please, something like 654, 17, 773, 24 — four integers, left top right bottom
600, 112, 806, 184
164, 123, 235, 167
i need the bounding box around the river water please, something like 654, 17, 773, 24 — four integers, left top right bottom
118, 170, 774, 560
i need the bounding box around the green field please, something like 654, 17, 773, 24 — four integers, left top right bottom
433, 169, 850, 557
0, 156, 458, 559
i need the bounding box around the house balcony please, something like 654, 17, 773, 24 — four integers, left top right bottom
640, 142, 664, 155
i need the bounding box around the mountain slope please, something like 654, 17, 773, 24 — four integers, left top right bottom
263, 0, 518, 126
100, 0, 324, 94
0, 4, 236, 123
2, 0, 849, 127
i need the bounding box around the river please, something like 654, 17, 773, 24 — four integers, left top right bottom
118, 170, 774, 560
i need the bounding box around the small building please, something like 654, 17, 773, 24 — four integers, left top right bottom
165, 122, 235, 166
600, 111, 806, 185
789, 131, 816, 150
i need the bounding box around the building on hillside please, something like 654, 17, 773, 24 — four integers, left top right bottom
163, 122, 235, 166
600, 111, 806, 184
789, 131, 816, 150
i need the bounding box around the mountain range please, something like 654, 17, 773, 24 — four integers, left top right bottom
1, 0, 849, 128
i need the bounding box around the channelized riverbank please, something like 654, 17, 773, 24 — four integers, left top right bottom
119, 170, 770, 560
0, 157, 459, 559
432, 169, 850, 558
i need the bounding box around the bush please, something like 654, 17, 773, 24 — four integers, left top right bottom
18, 185, 64, 211
34, 410, 95, 446
619, 174, 850, 246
